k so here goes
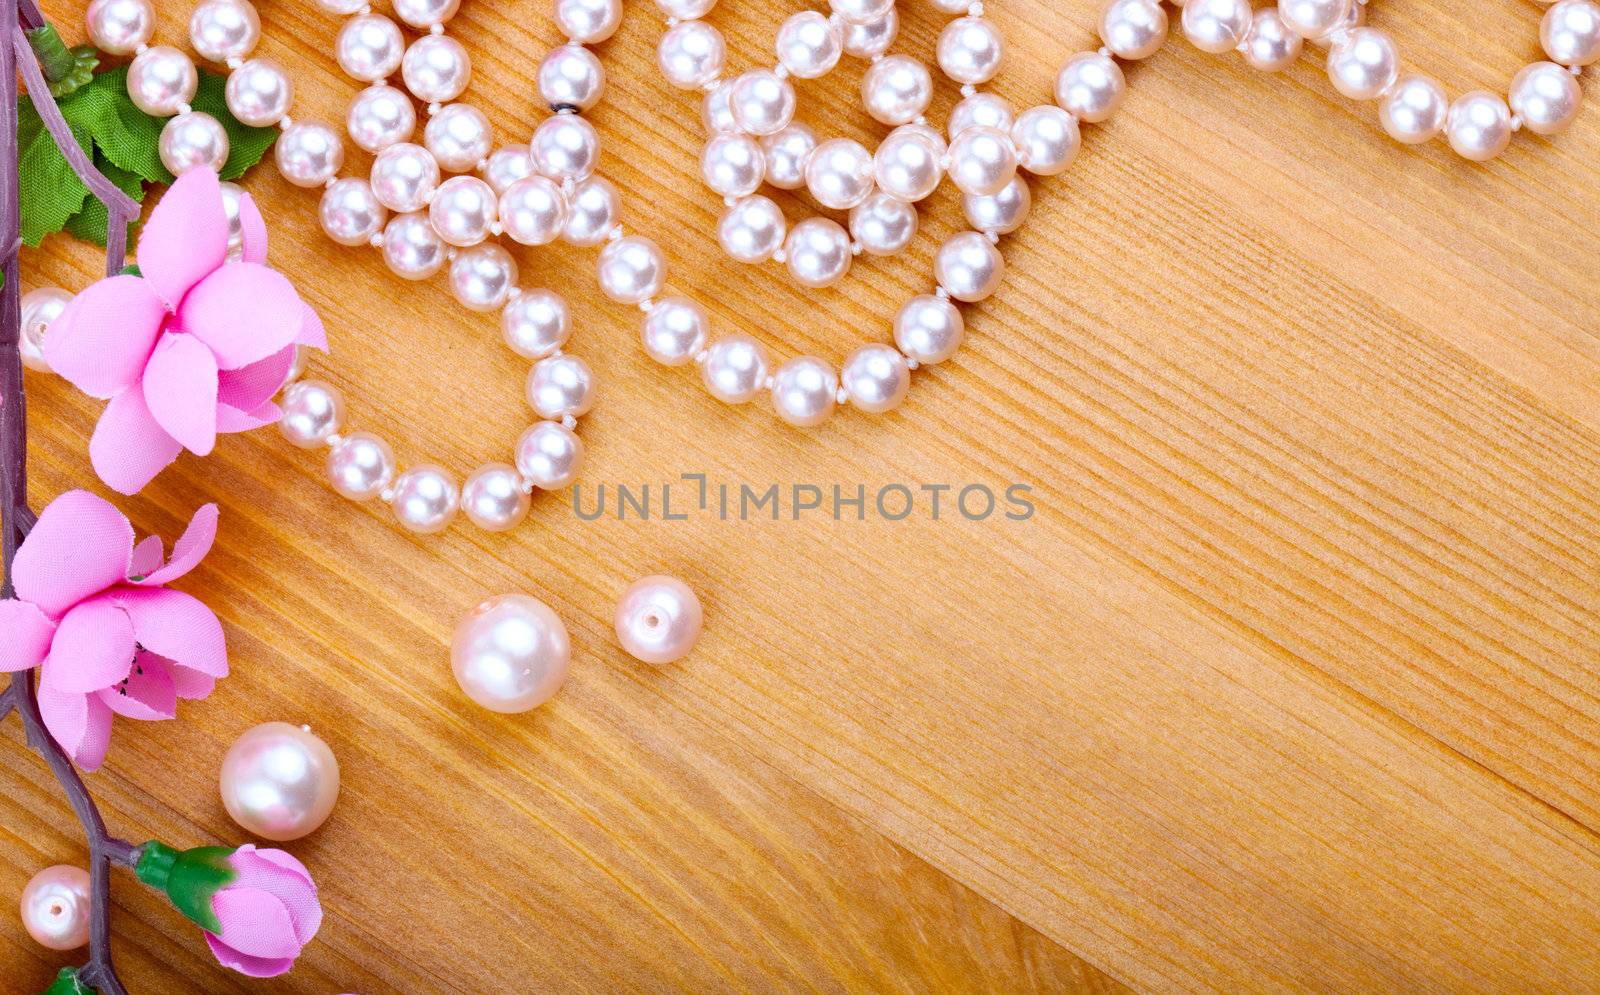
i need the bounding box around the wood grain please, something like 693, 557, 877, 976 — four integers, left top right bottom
6, 0, 1600, 991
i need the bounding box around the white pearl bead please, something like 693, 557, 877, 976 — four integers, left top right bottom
1181, 0, 1252, 54
1325, 27, 1398, 101
500, 176, 569, 245
539, 44, 605, 112
760, 124, 817, 190
218, 723, 340, 841
218, 180, 246, 260
336, 13, 404, 83
19, 866, 91, 950
874, 128, 943, 202
326, 432, 395, 501
947, 126, 1017, 197
381, 211, 447, 280
655, 0, 716, 17
1510, 61, 1583, 134
862, 55, 933, 126
390, 465, 459, 533
777, 10, 843, 79
515, 422, 584, 490
1446, 90, 1513, 162
225, 57, 292, 128
20, 287, 72, 373
728, 69, 796, 136
784, 217, 852, 289
503, 290, 570, 359
315, 0, 366, 12
615, 576, 702, 666
370, 142, 439, 212
718, 195, 787, 263
347, 85, 416, 154
481, 146, 535, 194
160, 111, 230, 175
451, 594, 569, 711
841, 343, 910, 413
658, 20, 726, 90
702, 81, 739, 134
641, 297, 710, 365
562, 176, 619, 246
1376, 74, 1446, 144
701, 334, 769, 404
86, 0, 154, 56
843, 8, 898, 59
1307, 0, 1363, 47
1542, 0, 1600, 66
190, 0, 259, 62
1100, 0, 1168, 60
894, 294, 964, 364
319, 177, 388, 246
1241, 9, 1302, 71
275, 122, 344, 187
556, 0, 622, 44
127, 46, 198, 117
461, 465, 531, 531
935, 231, 1003, 302
964, 174, 1030, 235
429, 175, 498, 247
403, 34, 472, 104
425, 103, 492, 172
831, 0, 893, 23
393, 0, 460, 29
849, 192, 917, 256
1011, 105, 1079, 175
949, 92, 1014, 139
701, 134, 766, 198
806, 138, 876, 210
1055, 52, 1125, 123
527, 354, 596, 419
449, 244, 518, 311
597, 235, 667, 304
938, 16, 1004, 84
1277, 0, 1351, 39
530, 114, 600, 182
770, 356, 837, 427
279, 380, 344, 447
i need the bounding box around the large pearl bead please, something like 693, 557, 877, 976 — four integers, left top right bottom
1509, 61, 1583, 135
784, 218, 853, 289
1241, 8, 1302, 71
425, 103, 492, 173
501, 176, 569, 246
159, 111, 230, 175
515, 421, 584, 490
1379, 74, 1447, 144
526, 354, 596, 419
503, 289, 570, 358
776, 10, 842, 79
1099, 0, 1168, 60
402, 34, 472, 104
1277, 0, 1351, 39
938, 16, 1004, 84
347, 84, 417, 154
326, 431, 396, 500
320, 177, 388, 246
279, 380, 345, 447
390, 465, 459, 533
1542, 0, 1600, 66
862, 54, 933, 126
539, 44, 605, 111
849, 192, 918, 256
226, 57, 293, 128
449, 244, 518, 312
86, 0, 154, 55
770, 356, 837, 427
874, 128, 943, 202
556, 0, 621, 44
530, 115, 600, 183
841, 343, 910, 413
658, 19, 726, 89
481, 146, 535, 194
275, 122, 344, 188
728, 69, 796, 136
701, 334, 769, 404
189, 0, 260, 62
806, 138, 876, 210
701, 134, 766, 199
371, 143, 440, 213
1055, 51, 1125, 123
452, 594, 571, 712
219, 722, 340, 841
761, 124, 816, 190
1325, 27, 1398, 100
460, 465, 530, 531
1181, 0, 1252, 54
948, 92, 1013, 139
562, 176, 619, 246
381, 211, 447, 280
429, 175, 498, 247
20, 866, 91, 950
947, 126, 1017, 197
1446, 90, 1513, 161
718, 195, 787, 264
20, 287, 72, 373
894, 294, 964, 364
642, 297, 709, 365
964, 175, 1031, 235
935, 232, 1004, 302
394, 0, 460, 29
597, 235, 667, 304
336, 13, 404, 83
1011, 105, 1079, 175
615, 576, 702, 665
843, 8, 898, 58
127, 46, 198, 117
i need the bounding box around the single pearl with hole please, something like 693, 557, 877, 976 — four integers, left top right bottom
615, 575, 703, 665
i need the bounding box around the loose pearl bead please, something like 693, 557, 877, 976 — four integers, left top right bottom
382, 211, 447, 279
843, 8, 898, 59
1510, 61, 1583, 134
1055, 52, 1125, 124
784, 217, 853, 289
219, 722, 341, 840
127, 46, 198, 117
719, 195, 787, 263
938, 16, 1004, 84
449, 244, 518, 311
562, 176, 619, 246
336, 13, 404, 83
531, 115, 600, 182
225, 57, 292, 128
947, 126, 1017, 198
841, 343, 910, 413
728, 69, 797, 136
761, 124, 817, 190
777, 10, 844, 78
279, 380, 344, 447
1326, 27, 1398, 101
862, 55, 933, 126
1446, 90, 1513, 161
516, 421, 584, 489
1181, 0, 1252, 54
429, 175, 497, 247
275, 122, 344, 188
1542, 0, 1600, 66
1100, 0, 1169, 60
539, 44, 605, 111
500, 176, 569, 246
658, 19, 726, 90
964, 174, 1030, 235
1277, 0, 1351, 39
86, 0, 154, 55
1380, 74, 1448, 144
348, 84, 417, 154
615, 576, 703, 665
20, 866, 91, 950
556, 0, 622, 44
481, 146, 535, 194
874, 128, 943, 202
949, 92, 1014, 139
20, 287, 71, 373
831, 0, 894, 24
425, 103, 492, 172
642, 297, 710, 365
527, 354, 596, 419
394, 0, 460, 29
656, 0, 716, 18
327, 432, 395, 501
503, 289, 570, 359
1011, 105, 1079, 175
460, 465, 530, 531
451, 594, 570, 712
390, 465, 459, 533
597, 235, 667, 304
403, 34, 472, 104
770, 356, 837, 427
371, 142, 439, 212
1241, 9, 1302, 71
701, 334, 769, 404
701, 134, 767, 198
189, 0, 259, 62
894, 294, 964, 364
849, 192, 917, 256
806, 138, 876, 210
936, 232, 1003, 302
160, 111, 230, 176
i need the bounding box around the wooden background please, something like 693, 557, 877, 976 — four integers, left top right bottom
5, 0, 1599, 990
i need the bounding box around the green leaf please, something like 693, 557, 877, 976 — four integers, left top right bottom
190, 69, 279, 182
16, 94, 91, 246
41, 967, 91, 995
59, 67, 167, 183
62, 151, 143, 247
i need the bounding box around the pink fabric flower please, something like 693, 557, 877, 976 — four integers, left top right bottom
0, 490, 227, 771
43, 167, 328, 494
204, 846, 323, 978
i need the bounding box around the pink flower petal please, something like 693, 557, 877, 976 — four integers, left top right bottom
231, 847, 322, 943
43, 598, 135, 694
169, 663, 216, 700
129, 536, 164, 578
107, 586, 226, 678
89, 389, 185, 496
216, 346, 294, 413
178, 264, 303, 370
138, 167, 228, 311
97, 651, 177, 720
210, 889, 300, 958
37, 682, 113, 772
216, 401, 281, 434
41, 276, 166, 398
0, 600, 56, 671
204, 931, 294, 978
238, 192, 269, 264
133, 504, 218, 586
13, 490, 134, 617
296, 305, 327, 352
142, 332, 220, 456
